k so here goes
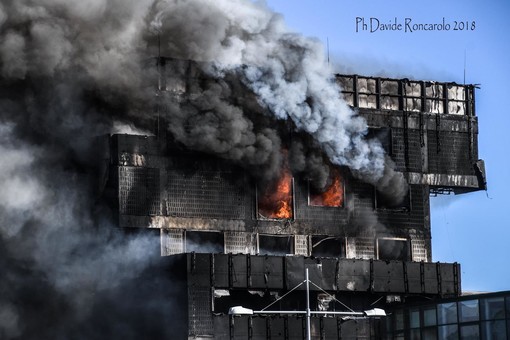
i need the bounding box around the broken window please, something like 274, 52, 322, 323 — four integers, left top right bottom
257, 168, 294, 220
345, 237, 375, 260
258, 234, 294, 256
403, 81, 422, 112
161, 228, 184, 256
308, 169, 344, 208
311, 236, 345, 258
185, 230, 224, 254
381, 79, 399, 110
337, 75, 354, 106
425, 82, 447, 114
447, 84, 467, 115
224, 232, 256, 255
377, 238, 409, 261
357, 77, 377, 109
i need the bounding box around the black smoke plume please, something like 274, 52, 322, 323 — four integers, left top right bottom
0, 0, 406, 338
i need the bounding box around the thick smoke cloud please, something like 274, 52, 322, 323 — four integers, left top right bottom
149, 0, 406, 192
0, 0, 406, 338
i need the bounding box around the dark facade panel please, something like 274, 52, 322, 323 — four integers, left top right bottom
427, 130, 475, 175
118, 166, 161, 216
165, 168, 249, 220
391, 128, 422, 173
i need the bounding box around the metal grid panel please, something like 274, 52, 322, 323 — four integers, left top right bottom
346, 237, 375, 260
188, 287, 213, 336
294, 235, 309, 256
166, 170, 246, 219
118, 166, 160, 216
160, 229, 184, 256
427, 131, 473, 175
412, 239, 428, 262
224, 232, 255, 255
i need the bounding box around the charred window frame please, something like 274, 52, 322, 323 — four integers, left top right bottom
185, 230, 224, 254
311, 236, 345, 258
255, 177, 295, 221
374, 186, 411, 212
380, 79, 400, 110
337, 75, 355, 107
447, 84, 469, 115
403, 80, 423, 112
337, 74, 475, 116
257, 234, 294, 256
307, 170, 345, 208
357, 77, 378, 109
376, 237, 409, 261
425, 82, 446, 114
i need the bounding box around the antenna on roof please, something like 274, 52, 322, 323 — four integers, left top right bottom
327, 37, 330, 65
463, 49, 466, 85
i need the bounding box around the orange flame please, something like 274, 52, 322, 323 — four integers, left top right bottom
310, 170, 343, 207
258, 167, 293, 219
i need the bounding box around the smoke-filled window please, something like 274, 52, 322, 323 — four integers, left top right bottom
308, 169, 344, 208
258, 235, 294, 256
366, 127, 392, 155
185, 231, 224, 254
311, 236, 345, 258
375, 187, 411, 211
377, 238, 409, 261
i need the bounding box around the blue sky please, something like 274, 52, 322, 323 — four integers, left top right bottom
265, 0, 510, 292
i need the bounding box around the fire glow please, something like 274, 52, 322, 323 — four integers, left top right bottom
258, 168, 293, 220
309, 170, 344, 207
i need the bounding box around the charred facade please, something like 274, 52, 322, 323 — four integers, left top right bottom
100, 61, 484, 339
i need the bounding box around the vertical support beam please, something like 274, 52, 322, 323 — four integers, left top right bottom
403, 261, 409, 294
436, 262, 443, 297
337, 317, 342, 340
353, 75, 359, 108
454, 262, 461, 296
403, 110, 409, 171
398, 78, 404, 111
229, 315, 235, 340
306, 268, 311, 340
369, 259, 374, 294
228, 253, 233, 288
421, 128, 429, 173
376, 78, 381, 110
211, 253, 215, 287
247, 254, 252, 288
267, 316, 272, 340
444, 83, 449, 115
420, 262, 425, 294
248, 316, 253, 340
435, 112, 441, 154
320, 317, 325, 340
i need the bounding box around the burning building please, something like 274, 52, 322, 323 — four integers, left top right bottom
98, 58, 486, 339
0, 1, 490, 339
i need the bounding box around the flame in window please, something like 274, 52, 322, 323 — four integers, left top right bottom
309, 170, 343, 207
258, 167, 293, 220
